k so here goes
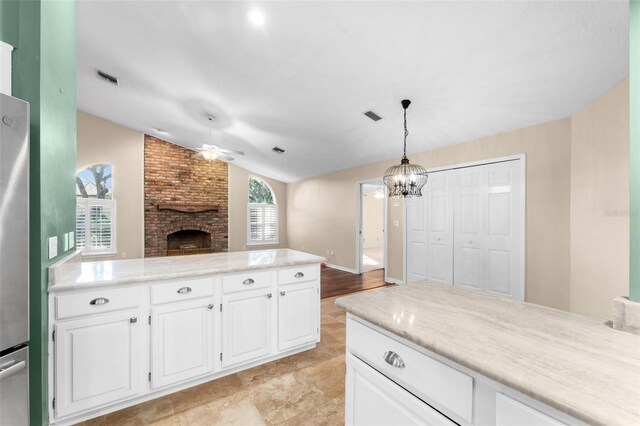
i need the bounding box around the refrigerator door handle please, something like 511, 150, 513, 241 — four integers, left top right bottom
0, 360, 26, 380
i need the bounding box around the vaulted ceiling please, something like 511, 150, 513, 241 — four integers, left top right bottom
77, 1, 629, 182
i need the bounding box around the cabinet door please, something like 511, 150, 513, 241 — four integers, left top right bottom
221, 289, 273, 368
278, 281, 318, 351
345, 354, 454, 426
151, 299, 215, 389
54, 311, 141, 418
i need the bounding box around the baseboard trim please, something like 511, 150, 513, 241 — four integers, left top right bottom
325, 263, 357, 274
385, 277, 404, 285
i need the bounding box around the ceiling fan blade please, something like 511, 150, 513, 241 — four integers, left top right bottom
217, 154, 235, 162
218, 148, 245, 156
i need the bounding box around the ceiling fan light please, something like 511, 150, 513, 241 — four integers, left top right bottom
201, 150, 219, 161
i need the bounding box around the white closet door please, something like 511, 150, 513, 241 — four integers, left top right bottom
406, 197, 428, 283
484, 161, 523, 300
453, 166, 485, 291
426, 171, 454, 283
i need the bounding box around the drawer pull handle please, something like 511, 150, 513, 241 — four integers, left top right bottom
243, 278, 255, 285
177, 287, 192, 294
294, 272, 304, 278
266, 293, 273, 299
280, 291, 286, 296
383, 351, 405, 368
89, 297, 109, 306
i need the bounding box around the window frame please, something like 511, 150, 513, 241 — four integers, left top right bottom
76, 197, 118, 257
247, 176, 279, 246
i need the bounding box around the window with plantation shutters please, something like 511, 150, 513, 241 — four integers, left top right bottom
75, 199, 117, 255
75, 164, 116, 256
247, 176, 278, 245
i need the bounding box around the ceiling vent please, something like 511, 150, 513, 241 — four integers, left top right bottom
272, 147, 285, 154
97, 70, 119, 86
364, 110, 382, 121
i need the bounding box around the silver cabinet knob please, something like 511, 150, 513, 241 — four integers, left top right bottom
383, 351, 405, 368
130, 317, 138, 324
280, 291, 286, 296
436, 237, 441, 241
89, 297, 109, 305
177, 287, 192, 294
243, 278, 255, 285
294, 272, 304, 278
467, 240, 473, 244
266, 293, 272, 299
207, 304, 215, 310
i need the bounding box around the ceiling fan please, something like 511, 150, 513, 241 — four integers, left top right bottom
193, 115, 245, 162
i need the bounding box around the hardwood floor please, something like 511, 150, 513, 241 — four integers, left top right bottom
321, 267, 393, 299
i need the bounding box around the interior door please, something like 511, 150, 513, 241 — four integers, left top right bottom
483, 161, 523, 299
278, 281, 318, 351
221, 289, 272, 368
406, 196, 428, 283
151, 299, 215, 389
453, 165, 486, 291
54, 311, 140, 417
426, 170, 454, 283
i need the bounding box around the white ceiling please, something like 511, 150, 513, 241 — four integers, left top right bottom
77, 1, 629, 183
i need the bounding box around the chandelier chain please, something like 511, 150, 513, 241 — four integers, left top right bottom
403, 108, 408, 158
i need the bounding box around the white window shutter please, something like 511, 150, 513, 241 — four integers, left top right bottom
75, 199, 87, 250
76, 198, 116, 255
247, 203, 278, 245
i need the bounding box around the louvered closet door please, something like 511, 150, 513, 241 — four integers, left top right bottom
453, 166, 485, 291
426, 171, 454, 283
483, 161, 523, 300
406, 197, 428, 283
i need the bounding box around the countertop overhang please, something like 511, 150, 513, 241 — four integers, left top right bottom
49, 249, 326, 292
335, 282, 640, 425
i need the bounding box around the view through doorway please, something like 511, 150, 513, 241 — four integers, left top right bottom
359, 182, 386, 273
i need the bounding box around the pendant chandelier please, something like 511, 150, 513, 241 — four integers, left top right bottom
383, 99, 428, 198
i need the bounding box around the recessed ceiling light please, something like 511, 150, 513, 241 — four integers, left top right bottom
247, 8, 265, 27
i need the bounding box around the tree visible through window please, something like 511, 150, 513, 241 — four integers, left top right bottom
76, 164, 116, 255
248, 177, 278, 245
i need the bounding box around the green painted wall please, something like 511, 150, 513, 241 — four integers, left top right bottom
631, 0, 640, 302
0, 1, 77, 424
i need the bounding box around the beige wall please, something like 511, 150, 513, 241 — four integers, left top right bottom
288, 118, 573, 310
363, 194, 384, 249
570, 80, 629, 319
76, 111, 145, 260
228, 165, 288, 251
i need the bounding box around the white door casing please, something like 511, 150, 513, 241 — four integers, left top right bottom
151, 298, 215, 389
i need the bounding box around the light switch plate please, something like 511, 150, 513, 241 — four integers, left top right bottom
69, 231, 75, 248
393, 219, 400, 227
63, 233, 69, 251
48, 236, 58, 259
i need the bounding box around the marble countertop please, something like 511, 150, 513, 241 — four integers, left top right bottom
49, 249, 325, 292
335, 282, 640, 425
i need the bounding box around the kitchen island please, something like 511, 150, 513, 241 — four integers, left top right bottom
336, 281, 640, 426
47, 249, 324, 425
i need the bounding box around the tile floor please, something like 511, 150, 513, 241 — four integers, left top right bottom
81, 296, 347, 426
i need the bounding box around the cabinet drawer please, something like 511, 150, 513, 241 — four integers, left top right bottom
151, 277, 214, 305
55, 287, 140, 320
222, 270, 272, 294
277, 265, 319, 285
347, 318, 473, 423
496, 393, 564, 426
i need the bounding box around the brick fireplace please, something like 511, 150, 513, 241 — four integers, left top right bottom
144, 135, 229, 257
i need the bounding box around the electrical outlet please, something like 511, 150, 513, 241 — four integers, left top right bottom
48, 236, 58, 259
393, 219, 400, 227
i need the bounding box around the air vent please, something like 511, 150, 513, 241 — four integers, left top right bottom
272, 147, 285, 154
364, 110, 382, 121
97, 70, 119, 86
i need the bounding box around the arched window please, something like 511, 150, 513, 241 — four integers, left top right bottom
75, 164, 116, 255
247, 176, 278, 245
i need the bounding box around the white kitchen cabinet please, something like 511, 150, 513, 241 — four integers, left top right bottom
345, 353, 454, 426
221, 288, 273, 368
151, 298, 215, 389
496, 393, 564, 426
54, 310, 141, 418
278, 281, 319, 351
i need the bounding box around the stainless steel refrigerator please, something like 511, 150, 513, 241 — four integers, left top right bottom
0, 93, 30, 425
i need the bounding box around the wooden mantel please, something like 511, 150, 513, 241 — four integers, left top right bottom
157, 203, 220, 213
